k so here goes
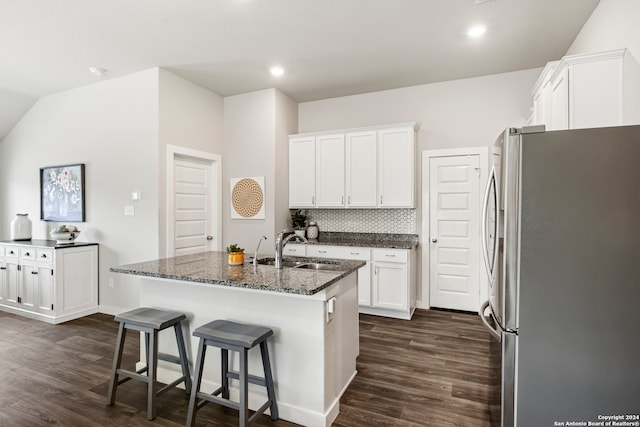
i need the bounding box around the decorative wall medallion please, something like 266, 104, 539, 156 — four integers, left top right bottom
230, 177, 265, 219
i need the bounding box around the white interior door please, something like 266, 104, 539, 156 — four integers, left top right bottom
428, 155, 481, 311
172, 156, 217, 256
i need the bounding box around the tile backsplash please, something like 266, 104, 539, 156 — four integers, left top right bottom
306, 209, 416, 234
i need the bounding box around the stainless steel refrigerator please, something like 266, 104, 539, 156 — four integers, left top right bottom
479, 125, 640, 427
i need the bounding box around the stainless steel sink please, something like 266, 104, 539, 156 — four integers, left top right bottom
294, 262, 342, 271
256, 258, 306, 268
256, 258, 343, 271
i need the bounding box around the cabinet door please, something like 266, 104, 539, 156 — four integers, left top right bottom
346, 131, 377, 207
378, 127, 415, 207
372, 261, 408, 311
315, 134, 345, 207
289, 136, 316, 207
35, 264, 55, 315
550, 66, 569, 130
4, 259, 20, 307
570, 58, 623, 129
19, 262, 36, 310
0, 261, 7, 305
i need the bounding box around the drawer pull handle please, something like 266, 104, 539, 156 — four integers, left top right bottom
318, 250, 327, 254
9, 251, 14, 254
25, 252, 30, 256
350, 252, 360, 255
41, 254, 47, 258
385, 254, 396, 257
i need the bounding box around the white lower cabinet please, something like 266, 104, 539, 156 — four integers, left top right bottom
0, 242, 99, 324
302, 244, 416, 320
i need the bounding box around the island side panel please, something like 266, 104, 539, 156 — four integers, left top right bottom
138, 275, 356, 427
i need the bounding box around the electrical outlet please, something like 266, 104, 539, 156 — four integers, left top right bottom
124, 205, 135, 216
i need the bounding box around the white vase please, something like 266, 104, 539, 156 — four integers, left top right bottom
307, 221, 319, 239
11, 213, 32, 241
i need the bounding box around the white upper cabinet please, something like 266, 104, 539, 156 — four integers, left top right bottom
532, 49, 628, 131
289, 123, 417, 209
289, 136, 316, 207
378, 127, 415, 208
345, 131, 377, 207
315, 134, 345, 207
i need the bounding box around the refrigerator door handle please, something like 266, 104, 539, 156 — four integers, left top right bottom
481, 166, 497, 282
479, 299, 502, 341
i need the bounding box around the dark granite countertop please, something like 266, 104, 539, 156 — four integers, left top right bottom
111, 251, 365, 296
0, 239, 98, 249
302, 232, 418, 249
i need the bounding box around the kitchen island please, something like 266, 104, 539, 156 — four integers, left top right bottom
111, 251, 364, 427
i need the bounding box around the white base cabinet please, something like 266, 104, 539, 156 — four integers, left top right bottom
290, 243, 416, 319
0, 241, 99, 324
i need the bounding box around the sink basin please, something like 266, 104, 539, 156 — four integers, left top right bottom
255, 258, 306, 268
295, 262, 342, 271
256, 258, 343, 271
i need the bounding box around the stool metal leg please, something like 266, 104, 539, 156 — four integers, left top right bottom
147, 329, 158, 420
174, 322, 192, 394
107, 322, 127, 405
239, 349, 249, 427
186, 338, 207, 427
221, 348, 230, 399
260, 341, 279, 420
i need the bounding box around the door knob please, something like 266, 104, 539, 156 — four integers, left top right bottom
206, 236, 213, 241
431, 238, 438, 243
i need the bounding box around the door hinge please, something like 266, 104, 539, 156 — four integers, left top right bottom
18, 264, 21, 271
17, 296, 21, 303
51, 304, 54, 311
51, 270, 54, 276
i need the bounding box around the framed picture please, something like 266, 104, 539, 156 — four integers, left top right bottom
40, 163, 86, 222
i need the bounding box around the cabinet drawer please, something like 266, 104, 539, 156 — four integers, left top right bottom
372, 248, 408, 263
306, 245, 335, 258
20, 248, 36, 260
283, 244, 306, 257
37, 249, 54, 263
5, 246, 19, 258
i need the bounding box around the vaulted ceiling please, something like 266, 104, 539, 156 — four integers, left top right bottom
0, 0, 600, 140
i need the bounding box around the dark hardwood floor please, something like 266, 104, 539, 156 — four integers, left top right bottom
0, 309, 493, 426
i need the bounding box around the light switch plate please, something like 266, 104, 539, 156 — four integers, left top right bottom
124, 205, 135, 216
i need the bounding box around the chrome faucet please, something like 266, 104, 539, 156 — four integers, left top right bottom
252, 235, 267, 267
275, 230, 307, 268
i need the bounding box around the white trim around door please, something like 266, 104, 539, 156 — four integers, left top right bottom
166, 145, 222, 257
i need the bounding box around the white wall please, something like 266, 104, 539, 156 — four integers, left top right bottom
299, 69, 540, 149
565, 0, 640, 125
0, 88, 36, 141
223, 89, 297, 255
0, 69, 160, 314
157, 69, 224, 257
298, 68, 540, 307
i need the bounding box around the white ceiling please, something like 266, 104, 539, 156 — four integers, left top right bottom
0, 0, 599, 140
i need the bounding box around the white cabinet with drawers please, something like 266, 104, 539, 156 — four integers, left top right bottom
0, 241, 99, 324
290, 243, 416, 319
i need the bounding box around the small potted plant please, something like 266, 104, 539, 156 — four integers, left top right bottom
290, 209, 307, 238
226, 243, 245, 265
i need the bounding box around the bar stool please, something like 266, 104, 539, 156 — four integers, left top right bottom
107, 307, 191, 420
186, 320, 278, 427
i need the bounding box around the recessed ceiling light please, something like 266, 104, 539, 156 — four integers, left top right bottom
270, 66, 284, 77
89, 66, 106, 76
466, 25, 487, 38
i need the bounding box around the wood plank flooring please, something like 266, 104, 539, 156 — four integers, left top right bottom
0, 309, 493, 426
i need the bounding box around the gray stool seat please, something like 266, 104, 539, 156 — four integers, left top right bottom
107, 307, 191, 421
186, 320, 278, 427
